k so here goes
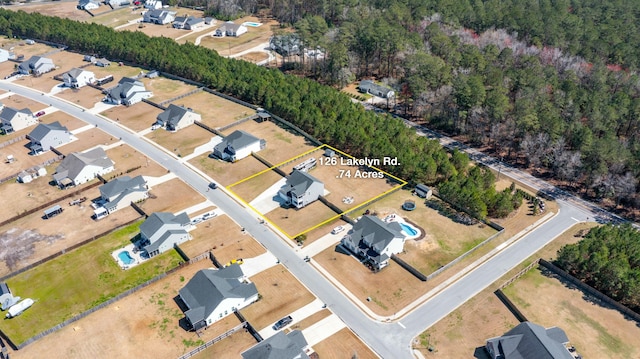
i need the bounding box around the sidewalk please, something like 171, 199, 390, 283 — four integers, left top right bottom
298, 225, 352, 257
302, 314, 347, 346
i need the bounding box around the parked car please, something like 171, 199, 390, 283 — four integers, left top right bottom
208, 182, 217, 190
35, 111, 45, 117
331, 225, 345, 235
272, 315, 293, 330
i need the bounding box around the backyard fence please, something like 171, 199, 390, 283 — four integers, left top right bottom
494, 289, 528, 322
159, 87, 203, 107
0, 155, 63, 186
498, 259, 541, 289
215, 113, 258, 132
142, 98, 166, 111
251, 152, 286, 177
0, 135, 25, 149
391, 254, 427, 281
234, 311, 262, 342
194, 120, 224, 137
176, 322, 248, 359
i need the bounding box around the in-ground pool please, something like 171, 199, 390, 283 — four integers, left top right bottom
242, 22, 262, 27
118, 251, 135, 265
400, 222, 418, 236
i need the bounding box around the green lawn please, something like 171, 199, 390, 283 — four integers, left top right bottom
1, 221, 182, 344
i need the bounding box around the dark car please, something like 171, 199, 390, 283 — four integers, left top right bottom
35, 111, 45, 117
208, 182, 217, 190
272, 315, 293, 330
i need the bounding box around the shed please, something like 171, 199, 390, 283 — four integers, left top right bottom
36, 166, 47, 177
415, 184, 432, 199
18, 171, 32, 183
324, 148, 335, 157
44, 205, 63, 219
255, 112, 270, 123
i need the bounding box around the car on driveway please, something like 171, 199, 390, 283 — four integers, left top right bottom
272, 315, 293, 330
35, 110, 45, 117
331, 225, 345, 234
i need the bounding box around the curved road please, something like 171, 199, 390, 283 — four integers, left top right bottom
2, 82, 599, 358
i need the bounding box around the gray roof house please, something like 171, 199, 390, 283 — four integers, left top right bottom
214, 21, 247, 37
0, 283, 20, 311
53, 147, 114, 188
95, 58, 111, 67
0, 106, 36, 134
486, 322, 574, 359
155, 104, 201, 131
213, 130, 265, 162
0, 48, 14, 63
27, 121, 71, 154
99, 175, 148, 214
358, 80, 395, 99
179, 265, 259, 330
63, 68, 96, 88
18, 56, 55, 76
278, 169, 324, 209
173, 16, 204, 30
140, 212, 190, 257
241, 330, 310, 359
143, 9, 176, 24
341, 215, 406, 270
104, 77, 153, 106
77, 0, 100, 10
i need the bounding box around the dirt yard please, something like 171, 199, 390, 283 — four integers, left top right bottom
189, 153, 271, 187
139, 178, 205, 214
180, 215, 266, 263
226, 168, 284, 202
315, 244, 426, 316
223, 120, 318, 165
90, 6, 144, 28
91, 63, 142, 80
197, 16, 279, 57
141, 77, 200, 104
37, 111, 87, 132
341, 82, 372, 100
145, 124, 212, 158
313, 328, 378, 359
301, 217, 349, 246
0, 94, 47, 114
237, 51, 269, 64
59, 128, 119, 155
2, 1, 92, 22
265, 201, 340, 239
101, 102, 163, 132
54, 86, 105, 110
106, 143, 168, 177
190, 329, 258, 359
6, 259, 256, 359
120, 23, 187, 40
241, 265, 315, 330
0, 139, 59, 179
170, 91, 254, 129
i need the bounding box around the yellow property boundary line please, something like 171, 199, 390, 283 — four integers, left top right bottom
227, 144, 408, 239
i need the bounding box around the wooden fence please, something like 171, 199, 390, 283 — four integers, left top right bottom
176, 322, 247, 359
0, 135, 25, 149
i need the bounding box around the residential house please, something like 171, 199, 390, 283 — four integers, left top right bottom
83, 55, 96, 63
278, 169, 324, 209
77, 0, 100, 10
27, 121, 71, 154
139, 212, 190, 257
103, 77, 153, 106
214, 21, 247, 37
144, 0, 162, 9
0, 48, 14, 63
95, 58, 111, 67
98, 175, 148, 214
18, 56, 55, 76
414, 184, 432, 199
63, 68, 96, 88
52, 147, 114, 188
358, 80, 395, 99
173, 16, 204, 30
485, 322, 574, 359
155, 104, 200, 131
0, 107, 36, 134
241, 330, 309, 359
179, 265, 259, 330
0, 283, 20, 311
341, 215, 406, 270
143, 9, 176, 24
204, 17, 214, 25
269, 35, 301, 57
108, 0, 130, 6
212, 130, 265, 162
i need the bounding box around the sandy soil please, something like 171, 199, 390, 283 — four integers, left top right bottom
313, 328, 378, 359
101, 102, 163, 132
189, 153, 271, 187
140, 77, 200, 104
139, 178, 205, 214
54, 86, 105, 110
170, 91, 254, 129
265, 201, 340, 238
145, 124, 212, 158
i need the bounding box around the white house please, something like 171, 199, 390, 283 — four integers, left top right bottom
18, 56, 55, 76
144, 0, 162, 9
98, 175, 148, 214
0, 49, 14, 63
63, 68, 96, 88
139, 212, 191, 257
154, 104, 200, 131
212, 130, 265, 162
214, 21, 247, 37
0, 283, 20, 311
486, 322, 574, 359
358, 80, 395, 99
278, 169, 324, 209
52, 147, 114, 188
173, 16, 205, 30
341, 215, 406, 270
143, 9, 175, 24
104, 77, 153, 106
179, 265, 259, 330
77, 0, 100, 10
0, 107, 36, 134
27, 121, 71, 154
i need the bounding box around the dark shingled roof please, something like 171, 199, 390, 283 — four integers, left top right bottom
241, 330, 309, 359
27, 121, 68, 142
281, 169, 322, 197
486, 322, 573, 359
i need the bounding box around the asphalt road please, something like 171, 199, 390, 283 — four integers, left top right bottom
3, 82, 603, 358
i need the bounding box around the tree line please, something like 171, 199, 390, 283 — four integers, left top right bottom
0, 9, 521, 218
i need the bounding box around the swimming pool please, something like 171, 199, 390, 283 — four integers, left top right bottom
400, 222, 418, 236
242, 22, 262, 27
118, 251, 135, 265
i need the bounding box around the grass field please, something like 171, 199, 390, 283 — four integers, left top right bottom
313, 328, 378, 359
102, 102, 163, 132
140, 177, 205, 214
1, 220, 182, 344
145, 124, 212, 158
90, 6, 142, 27
226, 168, 284, 202
60, 128, 119, 155
105, 143, 168, 177
189, 153, 271, 187
54, 86, 105, 110
170, 91, 253, 129
264, 201, 340, 238
141, 77, 200, 103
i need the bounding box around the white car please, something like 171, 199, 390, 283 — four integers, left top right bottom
331, 225, 345, 235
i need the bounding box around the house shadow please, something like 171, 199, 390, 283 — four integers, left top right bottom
334, 243, 351, 256
473, 347, 491, 359
173, 295, 192, 332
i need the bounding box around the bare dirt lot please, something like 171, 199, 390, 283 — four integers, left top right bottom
139, 178, 205, 214
90, 6, 144, 28
170, 91, 254, 129
145, 124, 212, 158
60, 128, 119, 155
0, 94, 47, 114
190, 329, 258, 359
223, 120, 318, 165
105, 143, 168, 178
315, 243, 426, 316
54, 86, 105, 110
241, 265, 315, 330
237, 51, 269, 64
6, 259, 255, 359
313, 328, 378, 359
189, 153, 271, 187
91, 63, 142, 80
141, 76, 200, 104
102, 102, 163, 132
196, 16, 278, 57
0, 139, 58, 179
2, 1, 92, 22
118, 23, 188, 40
180, 215, 266, 263
226, 168, 283, 201
265, 201, 340, 239
300, 217, 349, 246
36, 111, 87, 132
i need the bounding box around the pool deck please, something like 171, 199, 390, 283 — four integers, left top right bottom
383, 214, 421, 240
111, 243, 148, 270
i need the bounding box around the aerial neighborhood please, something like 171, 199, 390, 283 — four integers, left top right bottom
0, 2, 637, 359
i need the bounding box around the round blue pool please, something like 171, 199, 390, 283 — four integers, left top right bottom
118, 251, 135, 265
400, 222, 418, 236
